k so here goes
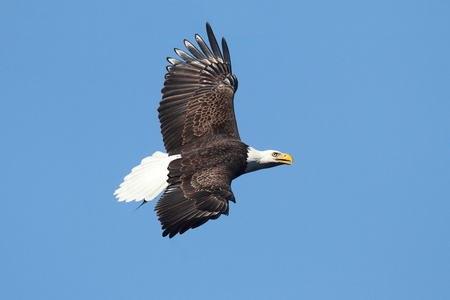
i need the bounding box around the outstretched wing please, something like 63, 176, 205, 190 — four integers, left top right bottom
158, 23, 239, 156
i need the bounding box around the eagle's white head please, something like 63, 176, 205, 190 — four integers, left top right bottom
245, 147, 293, 173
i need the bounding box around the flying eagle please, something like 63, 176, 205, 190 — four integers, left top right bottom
115, 23, 293, 238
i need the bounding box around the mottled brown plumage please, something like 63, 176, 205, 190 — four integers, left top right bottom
158, 23, 239, 156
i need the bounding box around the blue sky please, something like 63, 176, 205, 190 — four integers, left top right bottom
1, 1, 449, 299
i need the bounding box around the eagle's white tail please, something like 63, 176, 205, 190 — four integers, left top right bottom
114, 151, 180, 203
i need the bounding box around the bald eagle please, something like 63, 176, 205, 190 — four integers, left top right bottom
115, 23, 293, 238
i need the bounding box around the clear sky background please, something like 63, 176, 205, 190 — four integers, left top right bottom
1, 1, 449, 299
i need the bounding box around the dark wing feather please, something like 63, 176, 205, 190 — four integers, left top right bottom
155, 182, 229, 238
206, 23, 224, 61
158, 23, 239, 155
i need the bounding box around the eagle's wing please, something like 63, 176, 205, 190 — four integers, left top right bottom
158, 23, 239, 156
155, 139, 248, 238
155, 171, 231, 238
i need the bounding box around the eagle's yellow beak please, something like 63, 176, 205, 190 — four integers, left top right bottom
275, 153, 293, 165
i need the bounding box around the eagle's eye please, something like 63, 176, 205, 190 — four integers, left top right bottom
272, 152, 280, 157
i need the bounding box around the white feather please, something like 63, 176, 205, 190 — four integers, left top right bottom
114, 151, 181, 203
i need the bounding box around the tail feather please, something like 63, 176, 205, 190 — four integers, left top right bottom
114, 151, 180, 203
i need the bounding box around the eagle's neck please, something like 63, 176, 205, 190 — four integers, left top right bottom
244, 147, 278, 174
